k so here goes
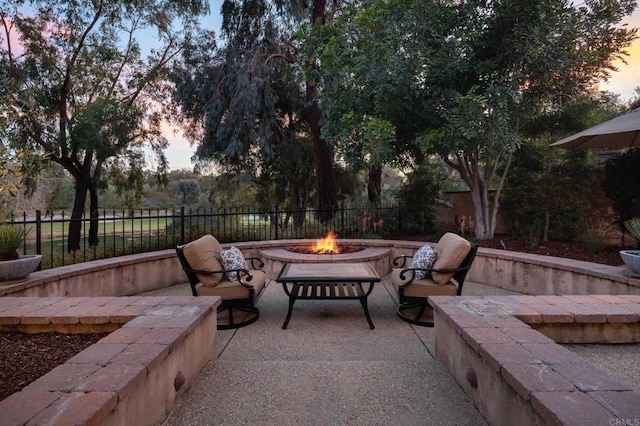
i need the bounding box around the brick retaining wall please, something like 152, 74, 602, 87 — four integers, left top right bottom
0, 296, 220, 425
432, 295, 640, 425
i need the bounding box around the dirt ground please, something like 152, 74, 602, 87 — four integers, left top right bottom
0, 331, 109, 401
393, 233, 625, 267
0, 235, 627, 401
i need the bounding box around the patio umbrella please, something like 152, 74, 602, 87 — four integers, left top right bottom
550, 107, 640, 149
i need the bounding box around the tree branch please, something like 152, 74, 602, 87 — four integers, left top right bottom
60, 0, 105, 141
107, 15, 142, 99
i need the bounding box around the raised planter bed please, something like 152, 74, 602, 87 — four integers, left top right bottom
431, 294, 640, 425
0, 296, 220, 425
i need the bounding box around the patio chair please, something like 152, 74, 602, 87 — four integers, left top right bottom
391, 232, 478, 327
176, 235, 267, 330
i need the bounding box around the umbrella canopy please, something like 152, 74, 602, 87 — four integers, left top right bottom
550, 107, 640, 149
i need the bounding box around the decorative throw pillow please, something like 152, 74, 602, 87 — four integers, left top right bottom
411, 244, 438, 280
218, 246, 248, 282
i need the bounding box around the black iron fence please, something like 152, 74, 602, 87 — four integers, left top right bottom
1, 204, 400, 270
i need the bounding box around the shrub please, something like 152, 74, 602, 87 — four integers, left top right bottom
581, 219, 615, 253
393, 164, 447, 235
603, 148, 640, 227
0, 225, 31, 260
502, 141, 598, 242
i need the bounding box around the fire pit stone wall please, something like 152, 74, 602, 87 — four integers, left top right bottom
260, 242, 392, 279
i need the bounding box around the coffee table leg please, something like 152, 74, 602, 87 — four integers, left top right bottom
282, 284, 297, 329
359, 295, 375, 329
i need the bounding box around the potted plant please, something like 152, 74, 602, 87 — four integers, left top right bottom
0, 225, 41, 282
620, 218, 640, 275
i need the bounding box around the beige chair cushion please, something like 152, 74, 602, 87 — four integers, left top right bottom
196, 270, 267, 299
431, 232, 471, 285
391, 268, 458, 298
180, 235, 225, 286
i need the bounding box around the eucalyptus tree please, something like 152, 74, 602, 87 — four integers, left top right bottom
171, 0, 314, 227
172, 0, 346, 224
0, 0, 208, 251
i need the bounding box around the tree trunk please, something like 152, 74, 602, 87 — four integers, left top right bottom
469, 186, 489, 240
289, 178, 307, 230
68, 178, 89, 252
307, 0, 336, 223
488, 154, 512, 240
88, 180, 100, 246
543, 209, 551, 242
367, 164, 382, 204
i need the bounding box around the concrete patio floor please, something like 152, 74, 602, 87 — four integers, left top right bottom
147, 277, 520, 425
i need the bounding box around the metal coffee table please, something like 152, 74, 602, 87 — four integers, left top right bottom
276, 262, 381, 329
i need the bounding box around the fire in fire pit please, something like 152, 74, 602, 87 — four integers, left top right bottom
288, 232, 364, 255
312, 231, 339, 253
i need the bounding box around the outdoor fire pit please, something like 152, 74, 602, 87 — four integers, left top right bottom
286, 232, 365, 255
259, 232, 392, 279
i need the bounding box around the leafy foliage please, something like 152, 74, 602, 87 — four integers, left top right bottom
501, 141, 598, 243
171, 0, 343, 226
393, 164, 447, 235
624, 217, 640, 241
603, 148, 640, 226
1, 0, 208, 250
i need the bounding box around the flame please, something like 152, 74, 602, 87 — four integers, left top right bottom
312, 231, 340, 254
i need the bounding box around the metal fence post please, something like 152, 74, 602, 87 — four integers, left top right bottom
274, 204, 279, 240
180, 206, 185, 244
36, 210, 42, 256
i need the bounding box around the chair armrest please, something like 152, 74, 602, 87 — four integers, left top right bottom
396, 263, 473, 286
392, 255, 414, 268
182, 266, 228, 276
234, 269, 259, 288
246, 257, 265, 270
182, 266, 257, 289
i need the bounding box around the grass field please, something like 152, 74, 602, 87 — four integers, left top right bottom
19, 217, 174, 241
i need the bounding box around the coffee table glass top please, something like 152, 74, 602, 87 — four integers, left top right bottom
277, 262, 380, 282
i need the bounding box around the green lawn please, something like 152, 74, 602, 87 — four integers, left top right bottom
24, 217, 173, 241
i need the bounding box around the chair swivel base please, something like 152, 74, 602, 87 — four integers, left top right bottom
397, 302, 435, 327
217, 305, 260, 330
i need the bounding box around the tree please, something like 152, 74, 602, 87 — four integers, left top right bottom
176, 179, 201, 205
318, 0, 441, 203
603, 148, 640, 227
424, 0, 637, 239
318, 0, 636, 239
0, 0, 208, 250
501, 94, 623, 244
171, 0, 340, 223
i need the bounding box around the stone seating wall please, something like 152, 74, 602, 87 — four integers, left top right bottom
2, 240, 638, 298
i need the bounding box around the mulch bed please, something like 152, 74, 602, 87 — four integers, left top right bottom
0, 235, 628, 401
0, 331, 109, 401
391, 234, 625, 267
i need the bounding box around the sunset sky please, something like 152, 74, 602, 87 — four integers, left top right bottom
598, 7, 640, 99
